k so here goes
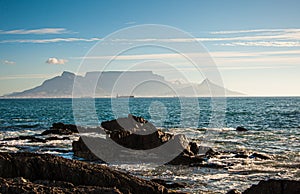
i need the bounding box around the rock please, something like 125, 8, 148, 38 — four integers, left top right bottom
2, 136, 46, 143
205, 148, 219, 158
227, 189, 241, 194
167, 153, 205, 165
0, 152, 170, 194
101, 114, 157, 135
45, 136, 70, 141
0, 177, 123, 194
73, 115, 204, 165
101, 115, 174, 150
151, 179, 186, 188
242, 179, 300, 194
41, 128, 73, 135
52, 123, 78, 133
234, 153, 249, 158
250, 152, 272, 160
72, 137, 103, 161
41, 123, 78, 135
234, 151, 249, 159
236, 126, 248, 132
189, 142, 199, 155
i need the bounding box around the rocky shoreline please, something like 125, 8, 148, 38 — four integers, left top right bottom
0, 115, 299, 193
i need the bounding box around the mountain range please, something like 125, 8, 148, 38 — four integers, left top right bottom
2, 71, 243, 98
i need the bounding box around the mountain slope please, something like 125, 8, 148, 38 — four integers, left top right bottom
2, 71, 244, 98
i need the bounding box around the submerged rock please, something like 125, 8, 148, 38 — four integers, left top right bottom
0, 152, 170, 194
242, 179, 300, 194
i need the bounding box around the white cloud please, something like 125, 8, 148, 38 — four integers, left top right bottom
72, 49, 300, 60
1, 28, 300, 48
218, 41, 300, 47
46, 57, 68, 65
2, 60, 16, 65
0, 37, 101, 44
210, 28, 300, 34
0, 28, 69, 35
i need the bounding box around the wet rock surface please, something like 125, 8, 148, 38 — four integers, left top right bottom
236, 126, 248, 132
0, 177, 123, 194
242, 179, 300, 194
72, 115, 274, 166
41, 122, 78, 135
73, 114, 200, 164
151, 179, 186, 188
0, 152, 173, 194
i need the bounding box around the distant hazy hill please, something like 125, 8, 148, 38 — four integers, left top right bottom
2, 71, 243, 98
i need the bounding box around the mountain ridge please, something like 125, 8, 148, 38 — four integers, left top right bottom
2, 71, 244, 98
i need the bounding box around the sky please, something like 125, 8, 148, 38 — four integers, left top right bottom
0, 0, 300, 96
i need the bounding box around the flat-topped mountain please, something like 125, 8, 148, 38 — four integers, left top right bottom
2, 71, 243, 98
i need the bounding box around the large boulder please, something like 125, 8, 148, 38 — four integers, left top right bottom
101, 114, 172, 150
73, 115, 201, 165
0, 152, 170, 194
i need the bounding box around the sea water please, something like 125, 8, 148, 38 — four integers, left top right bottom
0, 97, 299, 193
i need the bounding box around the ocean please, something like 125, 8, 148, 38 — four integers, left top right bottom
0, 97, 299, 193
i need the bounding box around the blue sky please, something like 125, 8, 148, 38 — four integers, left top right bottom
0, 0, 300, 96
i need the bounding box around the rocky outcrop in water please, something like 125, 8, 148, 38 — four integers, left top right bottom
72, 115, 275, 166
242, 179, 300, 194
73, 114, 202, 165
0, 152, 173, 194
41, 122, 78, 135
236, 126, 248, 132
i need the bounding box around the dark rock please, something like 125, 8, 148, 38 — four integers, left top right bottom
189, 142, 199, 155
234, 153, 249, 158
73, 115, 209, 166
234, 151, 249, 159
72, 137, 103, 161
101, 114, 174, 151
41, 128, 73, 135
72, 115, 203, 165
2, 136, 46, 143
236, 126, 248, 132
108, 129, 173, 150
0, 152, 169, 194
167, 153, 205, 165
242, 179, 300, 194
52, 123, 78, 133
41, 123, 78, 136
205, 148, 219, 158
227, 189, 241, 194
151, 179, 186, 188
250, 152, 272, 160
45, 136, 70, 141
0, 177, 123, 194
101, 114, 157, 135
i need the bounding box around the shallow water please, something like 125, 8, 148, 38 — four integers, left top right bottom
0, 97, 299, 193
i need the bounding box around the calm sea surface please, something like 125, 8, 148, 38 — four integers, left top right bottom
0, 97, 299, 193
